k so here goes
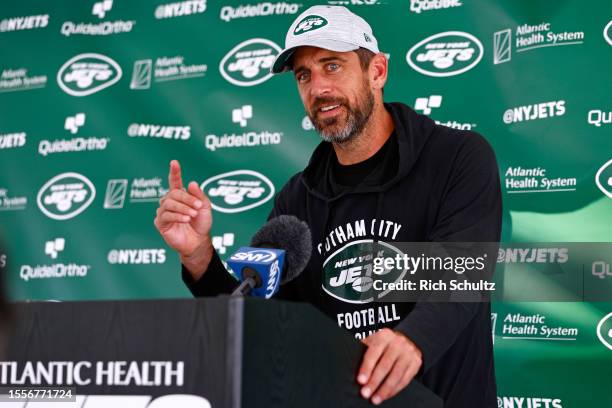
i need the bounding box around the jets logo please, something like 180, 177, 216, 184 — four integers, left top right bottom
322, 240, 406, 304
294, 15, 327, 35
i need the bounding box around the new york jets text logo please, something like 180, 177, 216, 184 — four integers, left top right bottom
406, 31, 483, 77
595, 159, 612, 199
219, 38, 281, 86
200, 170, 274, 213
37, 172, 96, 220
57, 53, 122, 96
294, 15, 327, 35
323, 240, 406, 304
597, 313, 612, 350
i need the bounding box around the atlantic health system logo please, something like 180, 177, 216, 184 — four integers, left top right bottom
493, 22, 584, 65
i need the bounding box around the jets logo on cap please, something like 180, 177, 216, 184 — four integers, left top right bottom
294, 15, 328, 35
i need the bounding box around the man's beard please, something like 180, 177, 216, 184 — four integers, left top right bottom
308, 82, 375, 144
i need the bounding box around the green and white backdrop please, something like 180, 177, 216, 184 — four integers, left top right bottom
1, 1, 611, 406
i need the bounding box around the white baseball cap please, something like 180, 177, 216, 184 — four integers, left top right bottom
271, 5, 380, 74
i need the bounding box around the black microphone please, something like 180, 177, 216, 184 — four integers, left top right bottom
229, 215, 312, 297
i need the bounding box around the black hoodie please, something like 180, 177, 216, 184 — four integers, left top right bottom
184, 102, 502, 408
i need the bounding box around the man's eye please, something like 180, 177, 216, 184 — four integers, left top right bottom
297, 72, 309, 82
327, 63, 339, 71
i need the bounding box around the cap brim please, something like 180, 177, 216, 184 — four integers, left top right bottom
271, 40, 359, 74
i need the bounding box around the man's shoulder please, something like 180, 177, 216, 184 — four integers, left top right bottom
426, 123, 497, 166
276, 171, 306, 201
430, 123, 492, 151
389, 101, 495, 160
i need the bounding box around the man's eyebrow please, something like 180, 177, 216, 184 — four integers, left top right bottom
293, 56, 348, 75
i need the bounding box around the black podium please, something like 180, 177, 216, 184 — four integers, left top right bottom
2, 297, 442, 407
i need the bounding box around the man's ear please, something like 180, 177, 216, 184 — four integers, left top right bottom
369, 53, 388, 91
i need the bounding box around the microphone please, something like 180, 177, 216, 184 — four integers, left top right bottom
227, 215, 312, 298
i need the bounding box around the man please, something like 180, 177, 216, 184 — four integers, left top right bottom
155, 5, 501, 407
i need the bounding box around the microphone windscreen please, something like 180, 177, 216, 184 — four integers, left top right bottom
250, 215, 311, 284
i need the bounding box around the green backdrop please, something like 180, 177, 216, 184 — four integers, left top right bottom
1, 0, 611, 406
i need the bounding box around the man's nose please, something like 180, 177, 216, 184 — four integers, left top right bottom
309, 71, 333, 99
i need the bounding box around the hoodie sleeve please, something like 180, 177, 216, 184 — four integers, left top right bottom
181, 251, 237, 297
394, 132, 502, 373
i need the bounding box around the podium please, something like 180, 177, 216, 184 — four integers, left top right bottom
3, 297, 442, 407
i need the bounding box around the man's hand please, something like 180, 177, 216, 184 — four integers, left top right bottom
357, 328, 422, 405
154, 160, 214, 280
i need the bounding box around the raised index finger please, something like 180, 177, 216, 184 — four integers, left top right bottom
168, 160, 184, 190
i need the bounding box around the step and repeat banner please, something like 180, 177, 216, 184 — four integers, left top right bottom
1, 0, 611, 406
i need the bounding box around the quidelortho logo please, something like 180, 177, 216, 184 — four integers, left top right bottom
200, 170, 274, 213
597, 313, 612, 350
495, 312, 578, 341
0, 14, 48, 32
45, 238, 65, 259
587, 109, 611, 127
493, 22, 584, 65
605, 21, 612, 46
592, 260, 612, 280
413, 95, 477, 130
409, 0, 462, 14
414, 95, 442, 115
595, 159, 612, 199
497, 397, 562, 408
61, 0, 135, 37
212, 233, 235, 255
220, 2, 300, 22
107, 248, 166, 264
0, 187, 27, 211
294, 15, 328, 35
65, 113, 86, 134
233, 105, 253, 127
39, 113, 109, 156
155, 0, 206, 19
219, 38, 281, 86
57, 53, 122, 97
322, 240, 406, 304
504, 166, 576, 194
205, 105, 282, 151
406, 31, 483, 77
20, 238, 90, 282
0, 131, 26, 150
127, 123, 191, 140
93, 0, 113, 18
37, 173, 96, 220
0, 68, 48, 93
502, 100, 565, 124
103, 178, 168, 209
130, 56, 207, 90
